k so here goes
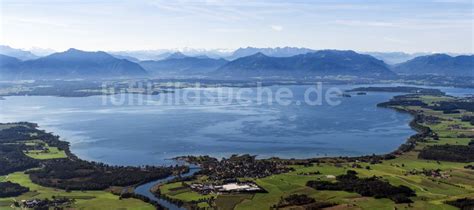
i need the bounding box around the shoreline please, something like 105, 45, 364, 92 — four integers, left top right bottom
2, 89, 468, 209
1, 90, 425, 167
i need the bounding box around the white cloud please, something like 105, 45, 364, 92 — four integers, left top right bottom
270, 25, 283, 32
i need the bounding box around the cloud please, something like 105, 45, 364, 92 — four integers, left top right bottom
271, 25, 283, 32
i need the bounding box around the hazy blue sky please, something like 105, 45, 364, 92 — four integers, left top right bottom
1, 0, 473, 53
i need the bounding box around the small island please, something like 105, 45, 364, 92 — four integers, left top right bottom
348, 86, 445, 95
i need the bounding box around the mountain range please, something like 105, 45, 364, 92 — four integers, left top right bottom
365, 52, 432, 65
140, 53, 228, 76
110, 47, 316, 61
393, 54, 474, 76
0, 45, 472, 80
0, 48, 147, 79
0, 45, 39, 61
0, 54, 22, 77
216, 50, 394, 78
110, 48, 231, 61
227, 47, 315, 60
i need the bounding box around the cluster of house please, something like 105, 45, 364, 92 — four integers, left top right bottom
20, 198, 71, 208
23, 142, 49, 154
20, 199, 52, 209
188, 182, 264, 195
406, 169, 450, 179
200, 155, 292, 180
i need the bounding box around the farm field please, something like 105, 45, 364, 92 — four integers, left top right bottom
0, 171, 155, 210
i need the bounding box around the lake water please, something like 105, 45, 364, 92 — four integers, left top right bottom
1, 84, 471, 166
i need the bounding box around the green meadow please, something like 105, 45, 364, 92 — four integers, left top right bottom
23, 141, 67, 160
0, 171, 154, 210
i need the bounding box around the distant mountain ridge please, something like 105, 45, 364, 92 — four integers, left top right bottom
365, 52, 432, 64
0, 54, 22, 77
109, 48, 231, 61
109, 54, 141, 62
228, 47, 315, 60
0, 45, 39, 60
165, 52, 189, 60
393, 54, 474, 76
0, 54, 22, 67
0, 49, 148, 79
140, 56, 228, 76
215, 50, 395, 78
1, 45, 472, 80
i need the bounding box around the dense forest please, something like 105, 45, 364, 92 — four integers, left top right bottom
0, 143, 39, 175
306, 170, 415, 203
445, 198, 474, 210
461, 116, 474, 125
0, 182, 29, 197
418, 144, 474, 162
28, 159, 178, 190
0, 124, 41, 175
432, 101, 474, 112
377, 96, 429, 107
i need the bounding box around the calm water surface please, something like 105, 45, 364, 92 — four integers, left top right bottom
1, 84, 471, 166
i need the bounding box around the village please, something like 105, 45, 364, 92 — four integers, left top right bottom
17, 197, 73, 209
188, 181, 265, 195
179, 154, 292, 180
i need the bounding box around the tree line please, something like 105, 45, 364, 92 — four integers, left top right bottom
306, 170, 415, 204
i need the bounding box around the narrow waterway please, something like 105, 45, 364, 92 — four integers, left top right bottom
134, 167, 201, 210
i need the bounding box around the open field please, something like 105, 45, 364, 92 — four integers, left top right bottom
0, 171, 155, 210
160, 182, 214, 202
23, 141, 67, 160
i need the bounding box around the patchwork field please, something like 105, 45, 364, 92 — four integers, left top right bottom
0, 171, 154, 210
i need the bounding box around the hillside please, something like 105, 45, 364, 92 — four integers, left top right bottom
228, 47, 315, 60
365, 52, 431, 64
140, 56, 228, 76
216, 50, 395, 78
0, 45, 38, 61
1, 49, 148, 79
393, 54, 474, 76
0, 54, 22, 78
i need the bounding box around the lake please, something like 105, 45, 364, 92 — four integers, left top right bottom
1, 84, 471, 166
